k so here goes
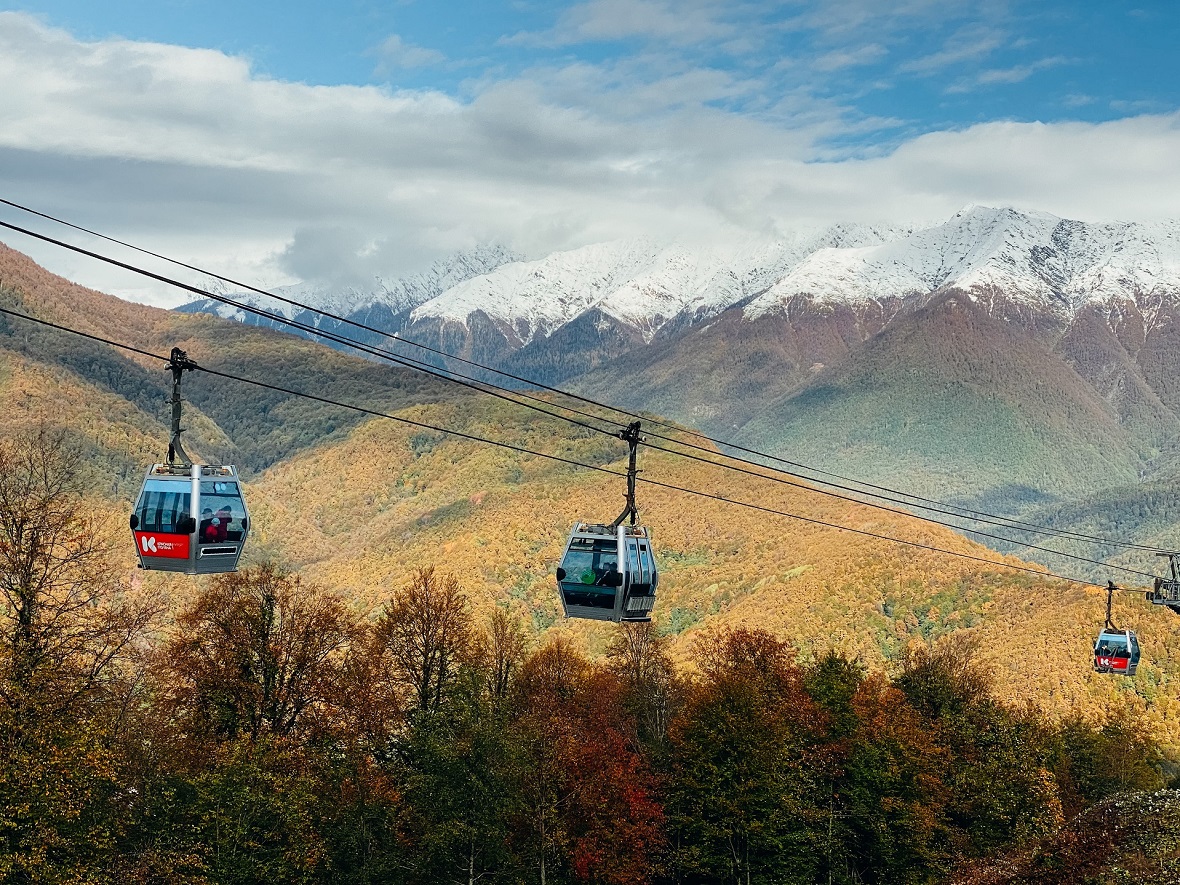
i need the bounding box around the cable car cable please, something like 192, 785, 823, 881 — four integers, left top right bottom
637, 438, 1160, 579
635, 431, 1169, 553
0, 204, 1164, 555
0, 304, 627, 478
633, 471, 1110, 589
0, 198, 644, 430
0, 216, 625, 440
0, 214, 1163, 571
0, 302, 1116, 590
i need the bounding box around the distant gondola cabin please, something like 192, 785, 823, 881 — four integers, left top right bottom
1093, 628, 1140, 676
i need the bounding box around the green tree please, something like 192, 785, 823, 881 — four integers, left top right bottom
399, 666, 523, 884
897, 637, 1062, 858
1050, 713, 1165, 817
607, 621, 679, 749
804, 651, 953, 885
663, 627, 828, 885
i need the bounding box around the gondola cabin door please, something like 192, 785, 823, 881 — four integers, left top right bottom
556, 524, 625, 621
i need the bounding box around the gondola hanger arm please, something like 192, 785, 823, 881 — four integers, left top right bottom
166, 346, 198, 466
611, 421, 642, 529
1105, 580, 1118, 631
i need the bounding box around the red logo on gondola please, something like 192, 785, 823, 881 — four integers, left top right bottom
1096, 656, 1128, 671
134, 532, 190, 559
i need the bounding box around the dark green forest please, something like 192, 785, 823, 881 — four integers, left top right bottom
2, 431, 1178, 885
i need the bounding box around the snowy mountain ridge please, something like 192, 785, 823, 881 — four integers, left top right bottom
183, 207, 1180, 347
191, 242, 522, 323
408, 223, 915, 345
742, 207, 1180, 319
406, 206, 1180, 341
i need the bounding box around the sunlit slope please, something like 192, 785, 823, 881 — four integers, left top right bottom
733, 292, 1144, 511
244, 397, 1180, 745
0, 241, 468, 473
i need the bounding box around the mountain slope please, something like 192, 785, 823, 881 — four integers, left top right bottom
0, 241, 472, 475
240, 394, 1180, 747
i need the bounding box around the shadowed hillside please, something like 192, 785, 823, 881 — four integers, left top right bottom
731, 292, 1144, 510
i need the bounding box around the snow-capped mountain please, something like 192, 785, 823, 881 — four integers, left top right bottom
744, 207, 1180, 318
405, 225, 913, 346
179, 207, 1180, 397
167, 207, 1180, 567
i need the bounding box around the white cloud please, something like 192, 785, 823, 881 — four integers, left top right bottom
373, 34, 446, 71
944, 55, 1067, 93
898, 23, 1007, 74
0, 12, 1177, 308
811, 43, 888, 73
506, 0, 736, 47
786, 0, 994, 41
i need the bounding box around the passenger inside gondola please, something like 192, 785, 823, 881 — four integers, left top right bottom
199, 508, 216, 542
596, 561, 619, 586
1098, 638, 1129, 658
199, 481, 246, 542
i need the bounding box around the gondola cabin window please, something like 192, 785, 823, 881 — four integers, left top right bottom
134, 479, 191, 534
1095, 639, 1129, 658
199, 481, 246, 543
558, 536, 619, 609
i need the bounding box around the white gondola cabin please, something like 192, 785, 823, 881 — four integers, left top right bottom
555, 522, 658, 623
553, 421, 660, 623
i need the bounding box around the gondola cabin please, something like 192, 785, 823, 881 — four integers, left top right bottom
1148, 577, 1180, 616
555, 523, 658, 623
130, 464, 249, 575
1093, 628, 1140, 676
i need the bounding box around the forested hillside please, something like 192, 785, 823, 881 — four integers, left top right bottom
1, 460, 1176, 883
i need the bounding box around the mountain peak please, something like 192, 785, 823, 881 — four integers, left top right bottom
174, 208, 1180, 363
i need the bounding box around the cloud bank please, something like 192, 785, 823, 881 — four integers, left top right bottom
0, 11, 1177, 306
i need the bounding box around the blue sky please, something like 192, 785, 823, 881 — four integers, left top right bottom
13, 2, 1176, 139
0, 1, 1177, 302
